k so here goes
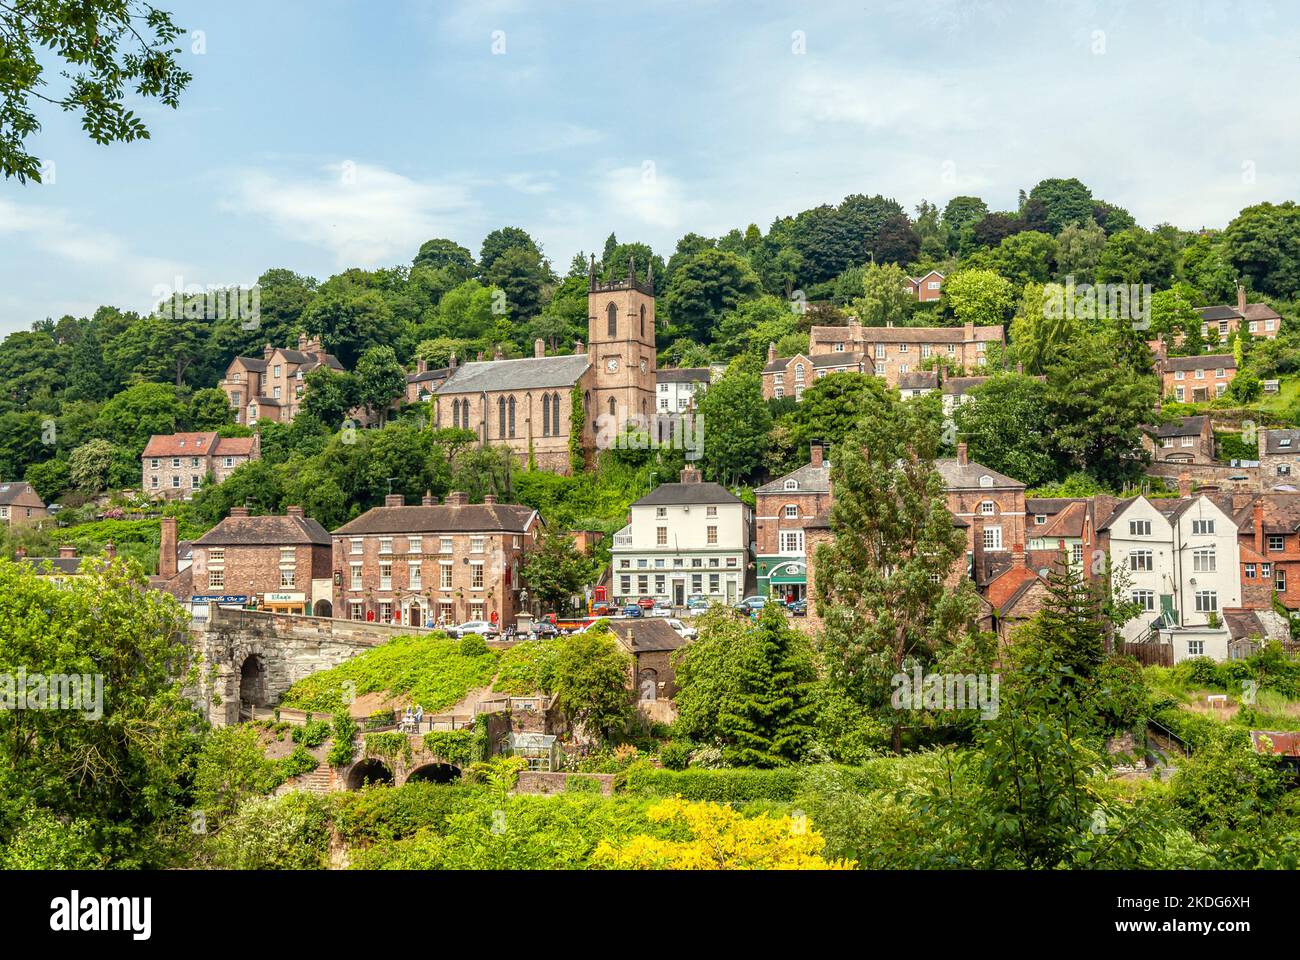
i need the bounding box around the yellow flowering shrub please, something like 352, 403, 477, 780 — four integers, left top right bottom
592, 797, 856, 870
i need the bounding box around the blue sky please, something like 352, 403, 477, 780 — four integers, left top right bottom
1, 0, 1297, 333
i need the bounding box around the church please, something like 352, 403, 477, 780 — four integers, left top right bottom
431, 257, 659, 473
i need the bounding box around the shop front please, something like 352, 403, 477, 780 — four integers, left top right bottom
761, 559, 807, 604
262, 591, 307, 615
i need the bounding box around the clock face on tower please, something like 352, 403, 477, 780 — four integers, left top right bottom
605, 357, 619, 373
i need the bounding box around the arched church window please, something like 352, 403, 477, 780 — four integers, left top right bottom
608, 396, 617, 419
640, 304, 646, 337
607, 302, 617, 338
508, 396, 516, 437
551, 392, 561, 436
541, 394, 551, 437
498, 397, 506, 438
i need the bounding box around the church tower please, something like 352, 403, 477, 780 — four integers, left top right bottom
587, 254, 657, 436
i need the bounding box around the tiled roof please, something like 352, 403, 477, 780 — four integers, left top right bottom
215, 437, 257, 456
194, 514, 331, 547
656, 367, 712, 384
1263, 429, 1300, 455
142, 432, 219, 458
898, 371, 939, 390
406, 368, 450, 384
763, 353, 866, 374
332, 503, 537, 536
1163, 354, 1235, 372
811, 323, 1004, 344
1145, 416, 1207, 439
941, 376, 990, 397
232, 356, 268, 372
1244, 303, 1282, 321
434, 354, 591, 394
755, 463, 831, 495
631, 482, 741, 507
934, 457, 1025, 490
0, 481, 43, 506
1195, 305, 1241, 321
1036, 499, 1088, 539
607, 618, 687, 653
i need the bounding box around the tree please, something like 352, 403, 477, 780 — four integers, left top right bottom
944, 269, 1015, 328
673, 604, 818, 766
520, 529, 596, 613
980, 231, 1058, 288
812, 400, 978, 753
483, 244, 547, 322
24, 457, 71, 502
299, 367, 359, 427
1008, 281, 1084, 375
1044, 333, 1158, 486
1180, 234, 1238, 303
300, 288, 399, 368
970, 212, 1025, 250
1055, 220, 1108, 284
68, 438, 117, 493
1096, 227, 1176, 287
353, 345, 405, 426
1027, 178, 1095, 234
663, 249, 761, 342
64, 324, 113, 402
413, 238, 476, 276
0, 0, 191, 181
694, 367, 770, 485
785, 371, 894, 464
550, 629, 633, 742
954, 373, 1059, 488
479, 226, 539, 275
1223, 201, 1300, 299
852, 263, 913, 328
874, 214, 921, 265
0, 556, 202, 866
187, 388, 234, 430
94, 382, 184, 449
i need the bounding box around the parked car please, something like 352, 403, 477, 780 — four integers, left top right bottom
622, 604, 643, 618
648, 604, 673, 618
665, 618, 698, 639
636, 596, 656, 609
736, 595, 768, 611
449, 620, 498, 638
685, 596, 711, 612
788, 599, 808, 617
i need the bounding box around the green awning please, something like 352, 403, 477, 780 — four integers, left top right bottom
767, 562, 807, 585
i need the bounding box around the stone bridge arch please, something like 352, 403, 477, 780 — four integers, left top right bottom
336, 737, 467, 790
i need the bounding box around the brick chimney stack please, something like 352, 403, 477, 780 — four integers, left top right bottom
263, 342, 274, 359
445, 491, 468, 506
384, 494, 405, 508
159, 517, 178, 579
971, 517, 985, 583
449, 352, 458, 370
810, 443, 824, 467
768, 342, 778, 363
575, 339, 585, 356
58, 544, 77, 559
1012, 541, 1025, 567
483, 494, 498, 505
957, 442, 969, 466
680, 466, 702, 484
298, 332, 309, 351
422, 490, 435, 506
229, 506, 250, 518
416, 357, 427, 374
493, 345, 504, 361
1178, 472, 1192, 499
535, 338, 546, 359
286, 505, 304, 518
1238, 283, 1247, 313
1254, 499, 1265, 556
964, 320, 975, 341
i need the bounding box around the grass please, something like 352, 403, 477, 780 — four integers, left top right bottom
279, 633, 501, 713
491, 637, 561, 696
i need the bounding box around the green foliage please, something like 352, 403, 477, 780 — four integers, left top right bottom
422, 730, 478, 767
493, 637, 561, 696
364, 732, 412, 764
695, 366, 770, 485
458, 633, 489, 658
209, 792, 333, 870
291, 719, 332, 749
550, 629, 634, 742
520, 528, 598, 613
327, 712, 359, 767
279, 633, 498, 713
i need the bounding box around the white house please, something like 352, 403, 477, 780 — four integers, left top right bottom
611, 466, 751, 606
1100, 495, 1241, 659
655, 367, 714, 413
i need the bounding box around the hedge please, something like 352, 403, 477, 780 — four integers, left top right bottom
622, 765, 884, 802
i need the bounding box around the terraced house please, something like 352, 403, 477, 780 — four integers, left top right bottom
753, 443, 833, 603
1224, 493, 1300, 610
141, 431, 260, 500
1159, 354, 1236, 402
330, 492, 540, 628
808, 319, 1004, 388
761, 346, 868, 400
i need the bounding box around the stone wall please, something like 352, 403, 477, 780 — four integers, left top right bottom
516, 771, 615, 796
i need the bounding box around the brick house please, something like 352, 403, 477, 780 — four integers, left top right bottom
1142, 415, 1216, 465
1257, 428, 1300, 490
0, 481, 48, 526
897, 370, 939, 399
189, 506, 332, 617
219, 333, 347, 426
330, 492, 541, 628
141, 432, 260, 500
606, 617, 687, 703
905, 269, 944, 302
1195, 285, 1282, 341
761, 347, 869, 401
808, 319, 1004, 388
1026, 498, 1096, 575
979, 544, 1051, 641
753, 443, 833, 601
1220, 493, 1300, 610
937, 443, 1028, 585
801, 512, 833, 633
405, 357, 453, 404
1160, 354, 1236, 402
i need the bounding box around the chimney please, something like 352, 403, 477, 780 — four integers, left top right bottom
1238, 284, 1247, 313
964, 320, 975, 341
159, 517, 178, 579
1254, 499, 1265, 557
103, 542, 116, 560
263, 342, 274, 359
384, 494, 405, 508
417, 357, 427, 374
1178, 472, 1192, 499
483, 494, 498, 506
768, 342, 777, 363
229, 506, 250, 518
445, 491, 468, 506
449, 352, 458, 370
957, 442, 968, 466
476, 351, 484, 362
886, 320, 894, 328
679, 466, 702, 484
575, 339, 585, 356
422, 490, 435, 506
1258, 427, 1268, 462
298, 332, 308, 350
810, 443, 824, 467
971, 516, 985, 583
1012, 542, 1025, 567
286, 505, 304, 518
493, 345, 504, 361
535, 338, 546, 359
58, 544, 77, 559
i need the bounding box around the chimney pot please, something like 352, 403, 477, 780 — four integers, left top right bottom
58, 544, 77, 559
679, 466, 702, 484
1238, 284, 1247, 313
493, 345, 504, 361
483, 494, 498, 506
417, 357, 427, 374
957, 442, 968, 466
446, 491, 468, 506
422, 490, 435, 506
1178, 472, 1192, 499
385, 494, 405, 508
767, 342, 777, 363
810, 443, 824, 467
575, 339, 585, 356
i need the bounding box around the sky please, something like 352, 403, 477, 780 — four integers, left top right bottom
1, 0, 1298, 333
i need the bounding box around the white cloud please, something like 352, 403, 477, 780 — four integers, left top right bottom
597, 163, 694, 231
223, 162, 478, 267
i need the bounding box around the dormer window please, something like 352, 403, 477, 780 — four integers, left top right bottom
784, 480, 799, 491
978, 476, 994, 488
